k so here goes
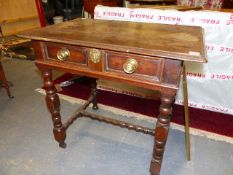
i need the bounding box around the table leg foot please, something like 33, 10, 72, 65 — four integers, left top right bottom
150, 93, 174, 175
150, 159, 161, 175
53, 126, 67, 148
59, 142, 67, 148
6, 88, 14, 98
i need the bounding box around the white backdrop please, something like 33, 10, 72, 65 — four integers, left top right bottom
94, 6, 233, 115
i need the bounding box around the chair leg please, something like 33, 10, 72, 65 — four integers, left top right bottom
0, 61, 13, 98
182, 62, 190, 161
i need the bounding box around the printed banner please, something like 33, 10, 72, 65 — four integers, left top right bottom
94, 6, 233, 115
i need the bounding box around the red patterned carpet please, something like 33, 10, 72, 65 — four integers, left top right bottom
50, 73, 233, 141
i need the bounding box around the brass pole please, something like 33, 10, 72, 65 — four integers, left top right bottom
81, 6, 85, 18
182, 62, 190, 161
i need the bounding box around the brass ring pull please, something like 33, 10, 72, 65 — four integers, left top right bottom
89, 48, 101, 64
123, 58, 138, 74
57, 48, 70, 61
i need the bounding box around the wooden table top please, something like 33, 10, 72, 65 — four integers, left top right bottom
18, 18, 207, 63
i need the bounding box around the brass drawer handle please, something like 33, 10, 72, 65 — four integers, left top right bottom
123, 58, 138, 74
57, 48, 70, 61
89, 48, 101, 64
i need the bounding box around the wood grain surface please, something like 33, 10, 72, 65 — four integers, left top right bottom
18, 18, 207, 63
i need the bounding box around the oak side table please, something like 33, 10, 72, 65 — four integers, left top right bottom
19, 19, 206, 175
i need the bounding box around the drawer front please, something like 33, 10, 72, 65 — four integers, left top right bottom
105, 52, 164, 82
45, 43, 87, 66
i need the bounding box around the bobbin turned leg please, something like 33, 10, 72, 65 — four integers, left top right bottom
43, 69, 66, 148
150, 93, 174, 175
90, 78, 98, 110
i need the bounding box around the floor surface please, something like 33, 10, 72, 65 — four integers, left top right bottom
0, 59, 233, 175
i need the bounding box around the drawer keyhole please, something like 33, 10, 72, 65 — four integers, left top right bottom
89, 49, 101, 64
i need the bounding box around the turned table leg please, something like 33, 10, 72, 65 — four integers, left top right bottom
43, 69, 67, 148
150, 93, 174, 175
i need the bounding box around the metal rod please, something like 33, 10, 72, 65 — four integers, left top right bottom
66, 0, 69, 9
71, 0, 75, 9
182, 62, 191, 161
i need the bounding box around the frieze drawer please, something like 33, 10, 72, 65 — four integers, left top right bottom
105, 52, 164, 82
45, 43, 87, 66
